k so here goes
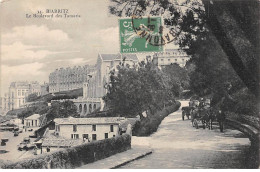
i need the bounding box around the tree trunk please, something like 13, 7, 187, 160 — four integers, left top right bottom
202, 0, 259, 97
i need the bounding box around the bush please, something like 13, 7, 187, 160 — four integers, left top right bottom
1, 134, 131, 169
132, 101, 181, 136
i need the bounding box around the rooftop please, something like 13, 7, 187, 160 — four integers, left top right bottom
100, 54, 121, 61
100, 54, 138, 62
54, 117, 126, 125
25, 114, 41, 120
42, 138, 83, 147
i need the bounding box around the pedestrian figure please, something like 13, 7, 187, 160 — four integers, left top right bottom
211, 82, 234, 132
217, 110, 226, 132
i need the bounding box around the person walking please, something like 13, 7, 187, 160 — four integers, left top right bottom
211, 82, 234, 132
217, 109, 226, 132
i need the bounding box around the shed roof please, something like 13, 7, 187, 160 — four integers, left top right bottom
25, 114, 41, 120
99, 54, 138, 62
42, 138, 83, 147
54, 117, 125, 125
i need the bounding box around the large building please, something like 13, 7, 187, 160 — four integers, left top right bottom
48, 65, 95, 93
152, 49, 191, 67
72, 53, 139, 116
2, 81, 41, 112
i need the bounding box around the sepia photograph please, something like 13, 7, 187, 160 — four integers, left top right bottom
0, 0, 259, 169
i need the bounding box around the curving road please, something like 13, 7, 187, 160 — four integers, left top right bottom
121, 100, 252, 169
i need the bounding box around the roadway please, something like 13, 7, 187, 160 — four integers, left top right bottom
120, 100, 253, 169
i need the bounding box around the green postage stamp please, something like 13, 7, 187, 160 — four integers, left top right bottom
119, 17, 164, 53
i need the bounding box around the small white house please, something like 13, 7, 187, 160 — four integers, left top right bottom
54, 117, 125, 141
25, 114, 41, 127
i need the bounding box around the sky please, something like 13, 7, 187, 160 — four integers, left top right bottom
0, 0, 179, 96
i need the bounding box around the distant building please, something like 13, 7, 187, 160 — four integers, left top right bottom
49, 54, 138, 116
40, 82, 49, 96
25, 114, 41, 128
54, 117, 125, 141
48, 65, 95, 93
2, 81, 41, 111
152, 49, 191, 68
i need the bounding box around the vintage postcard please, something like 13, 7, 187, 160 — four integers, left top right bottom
0, 0, 259, 169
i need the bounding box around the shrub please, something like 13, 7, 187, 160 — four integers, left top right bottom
132, 101, 181, 136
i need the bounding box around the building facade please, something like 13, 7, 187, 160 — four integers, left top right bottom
2, 81, 41, 111
49, 65, 95, 93
54, 117, 124, 141
25, 114, 41, 128
40, 82, 49, 96
152, 49, 191, 68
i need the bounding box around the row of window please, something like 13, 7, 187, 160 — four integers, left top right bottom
78, 104, 97, 114
26, 120, 38, 127
71, 133, 115, 140
160, 58, 185, 62
17, 89, 29, 96
72, 124, 114, 132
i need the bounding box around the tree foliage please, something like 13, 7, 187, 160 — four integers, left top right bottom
46, 100, 79, 121
16, 101, 78, 122
108, 0, 258, 117
103, 61, 178, 118
162, 63, 190, 91
26, 93, 39, 102
17, 102, 50, 120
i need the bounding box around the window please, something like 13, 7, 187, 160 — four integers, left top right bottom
73, 124, 77, 132
110, 125, 114, 132
92, 134, 97, 140
79, 104, 82, 113
175, 59, 177, 62
161, 59, 164, 61
83, 134, 88, 140
168, 59, 170, 61
92, 125, 96, 131
32, 120, 34, 126
71, 134, 79, 139
55, 125, 60, 132
105, 133, 108, 139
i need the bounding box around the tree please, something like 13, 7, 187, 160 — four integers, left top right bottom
108, 0, 258, 97
103, 60, 176, 118
162, 63, 190, 92
26, 93, 39, 102
46, 100, 78, 121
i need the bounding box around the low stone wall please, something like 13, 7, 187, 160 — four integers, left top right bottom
225, 118, 259, 145
1, 134, 131, 169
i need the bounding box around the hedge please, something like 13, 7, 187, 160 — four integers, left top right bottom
133, 101, 181, 136
1, 134, 131, 169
